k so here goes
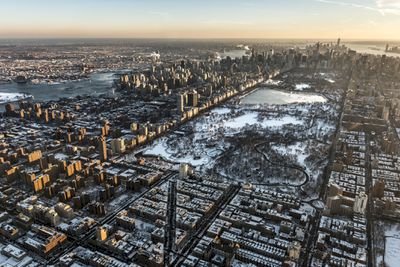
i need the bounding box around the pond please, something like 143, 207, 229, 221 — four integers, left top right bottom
241, 88, 327, 105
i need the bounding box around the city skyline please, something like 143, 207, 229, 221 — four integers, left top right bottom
1, 0, 400, 40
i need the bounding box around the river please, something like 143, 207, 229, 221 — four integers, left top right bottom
0, 72, 117, 103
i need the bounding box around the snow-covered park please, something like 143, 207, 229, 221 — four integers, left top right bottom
143, 91, 339, 185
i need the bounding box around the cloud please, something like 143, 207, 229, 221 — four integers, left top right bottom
315, 0, 380, 12
315, 0, 400, 15
375, 0, 400, 14
376, 0, 400, 8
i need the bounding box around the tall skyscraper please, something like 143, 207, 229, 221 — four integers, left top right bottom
177, 93, 185, 114
99, 136, 107, 162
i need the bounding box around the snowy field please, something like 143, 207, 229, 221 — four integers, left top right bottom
143, 137, 211, 167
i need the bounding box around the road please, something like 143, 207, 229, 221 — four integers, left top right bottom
303, 68, 352, 266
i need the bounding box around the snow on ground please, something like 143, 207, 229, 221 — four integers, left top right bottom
264, 79, 282, 86
143, 137, 210, 167
383, 223, 400, 267
319, 72, 336, 83
223, 112, 303, 129
54, 153, 69, 160
313, 119, 337, 138
0, 92, 32, 103
271, 142, 307, 167
142, 139, 171, 160
295, 83, 311, 91
135, 218, 156, 232
212, 107, 231, 115
224, 113, 258, 128
261, 116, 304, 128
270, 140, 329, 185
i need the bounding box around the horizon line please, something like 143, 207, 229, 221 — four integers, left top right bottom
1, 37, 400, 42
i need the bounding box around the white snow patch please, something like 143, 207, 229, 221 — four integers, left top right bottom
325, 78, 335, 83
54, 153, 69, 160
143, 137, 209, 166
261, 116, 304, 128
212, 107, 231, 115
143, 139, 170, 159
295, 83, 311, 91
272, 142, 307, 167
264, 79, 282, 86
224, 113, 259, 128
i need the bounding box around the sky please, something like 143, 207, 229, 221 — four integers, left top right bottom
1, 0, 400, 40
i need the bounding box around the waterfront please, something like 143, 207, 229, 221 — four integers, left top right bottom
0, 72, 117, 102
345, 41, 400, 56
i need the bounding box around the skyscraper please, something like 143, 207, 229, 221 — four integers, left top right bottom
177, 93, 185, 114
99, 136, 107, 162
